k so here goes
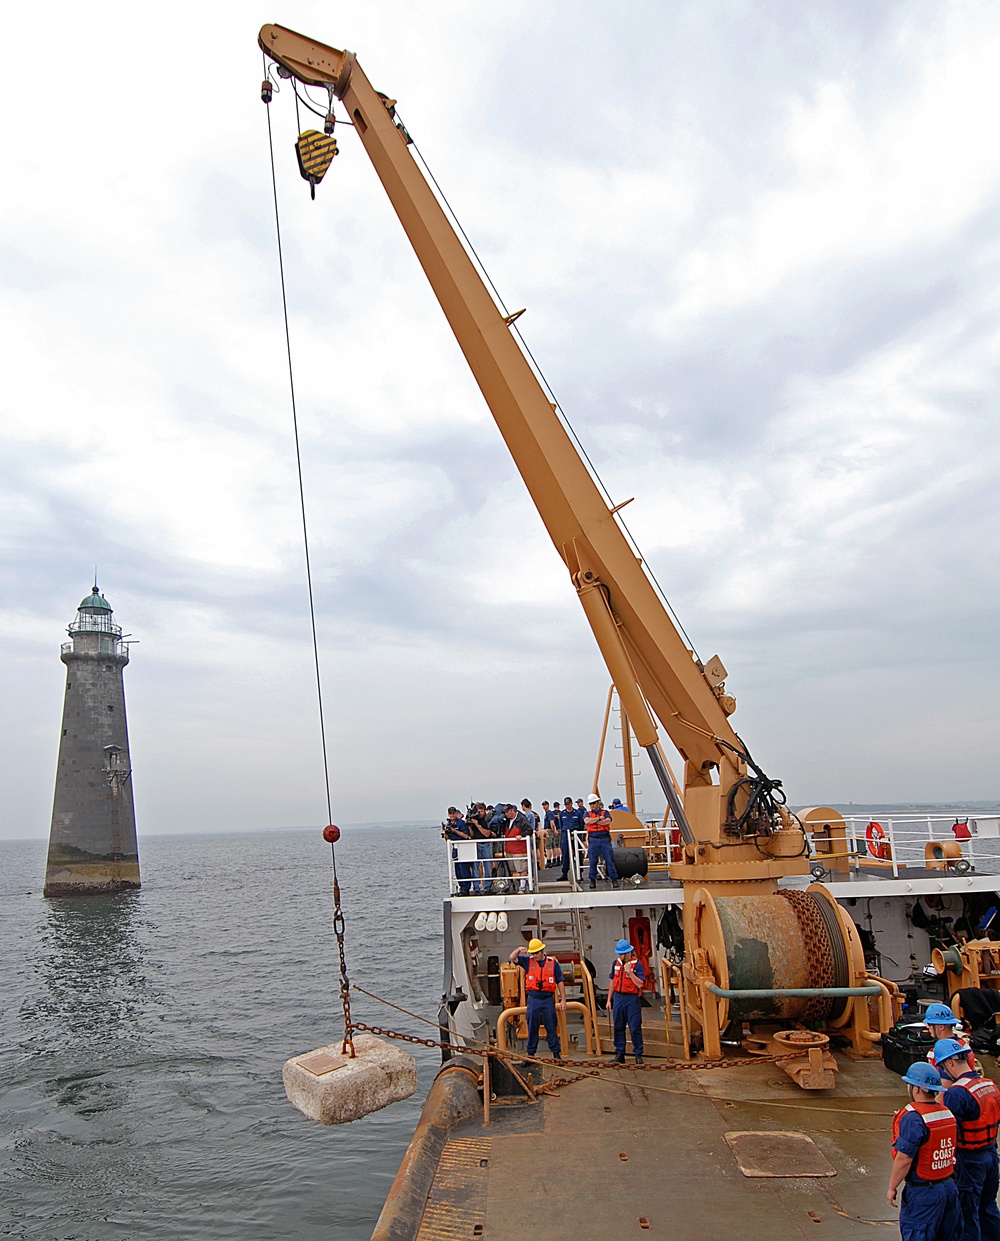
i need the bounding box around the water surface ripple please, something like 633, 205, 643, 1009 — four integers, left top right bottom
1, 827, 442, 1240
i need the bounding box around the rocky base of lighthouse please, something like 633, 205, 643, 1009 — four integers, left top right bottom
44, 847, 141, 897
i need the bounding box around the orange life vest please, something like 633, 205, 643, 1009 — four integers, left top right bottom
585, 811, 611, 835
892, 1102, 957, 1180
526, 956, 558, 993
611, 957, 643, 996
953, 1077, 1000, 1150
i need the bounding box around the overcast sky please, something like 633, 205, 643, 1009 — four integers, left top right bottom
2, 1, 998, 842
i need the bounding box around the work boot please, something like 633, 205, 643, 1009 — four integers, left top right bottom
612, 1054, 626, 1064
611, 880, 621, 889
553, 1057, 566, 1066
559, 873, 568, 882
634, 1055, 644, 1065
589, 881, 597, 890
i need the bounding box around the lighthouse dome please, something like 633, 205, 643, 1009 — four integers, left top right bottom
79, 587, 113, 613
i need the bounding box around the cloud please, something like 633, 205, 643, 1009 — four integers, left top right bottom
3, 0, 999, 843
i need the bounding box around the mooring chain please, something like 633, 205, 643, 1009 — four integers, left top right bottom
351, 1019, 805, 1073
325, 836, 355, 1058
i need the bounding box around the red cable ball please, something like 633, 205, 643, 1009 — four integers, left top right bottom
322, 824, 341, 843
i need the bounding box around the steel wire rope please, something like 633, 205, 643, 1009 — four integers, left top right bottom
263, 63, 355, 1054
400, 117, 702, 660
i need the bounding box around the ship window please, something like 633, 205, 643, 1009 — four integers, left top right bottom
62, 729, 67, 736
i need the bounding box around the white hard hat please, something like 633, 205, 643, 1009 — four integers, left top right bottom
587, 794, 600, 804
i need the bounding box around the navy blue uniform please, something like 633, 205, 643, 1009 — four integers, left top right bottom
586, 811, 619, 885
609, 959, 645, 1057
944, 1076, 1000, 1241
514, 953, 564, 1058
445, 815, 473, 894
893, 1108, 961, 1241
558, 805, 583, 879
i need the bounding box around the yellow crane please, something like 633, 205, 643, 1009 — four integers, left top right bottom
259, 24, 892, 1065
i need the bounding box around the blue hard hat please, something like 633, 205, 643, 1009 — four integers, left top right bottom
614, 939, 634, 954
902, 1062, 947, 1091
934, 1038, 968, 1065
925, 1003, 960, 1026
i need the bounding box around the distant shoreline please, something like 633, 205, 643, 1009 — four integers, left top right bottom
4, 803, 1000, 846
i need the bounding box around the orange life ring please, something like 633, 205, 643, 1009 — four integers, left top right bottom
865, 820, 892, 860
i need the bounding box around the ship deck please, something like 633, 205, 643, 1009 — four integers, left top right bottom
411, 1050, 919, 1240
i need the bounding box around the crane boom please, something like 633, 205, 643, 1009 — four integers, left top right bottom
259, 24, 807, 878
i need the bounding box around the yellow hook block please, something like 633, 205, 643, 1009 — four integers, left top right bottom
295, 129, 339, 197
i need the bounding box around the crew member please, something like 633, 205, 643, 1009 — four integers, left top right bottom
558, 796, 583, 882
887, 1061, 960, 1241
542, 800, 559, 866
503, 803, 532, 892
925, 1004, 977, 1073
935, 1038, 1000, 1241
444, 806, 473, 895
585, 794, 620, 890
606, 938, 644, 1064
508, 938, 566, 1064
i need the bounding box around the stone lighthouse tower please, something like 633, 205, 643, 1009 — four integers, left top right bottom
44, 585, 140, 897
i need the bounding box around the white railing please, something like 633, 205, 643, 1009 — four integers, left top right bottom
807, 812, 1000, 878
446, 834, 538, 896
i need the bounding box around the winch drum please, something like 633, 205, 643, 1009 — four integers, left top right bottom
695, 888, 853, 1024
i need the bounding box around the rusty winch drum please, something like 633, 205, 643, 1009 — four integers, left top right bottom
693, 885, 861, 1025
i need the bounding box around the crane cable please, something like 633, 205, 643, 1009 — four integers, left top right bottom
262, 61, 355, 1057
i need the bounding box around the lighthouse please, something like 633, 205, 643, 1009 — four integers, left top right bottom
44, 585, 140, 897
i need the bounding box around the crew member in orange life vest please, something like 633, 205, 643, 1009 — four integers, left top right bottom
607, 938, 644, 1064
887, 1060, 960, 1241
508, 938, 566, 1065
935, 1038, 1000, 1241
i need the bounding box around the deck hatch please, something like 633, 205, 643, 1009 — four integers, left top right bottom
724, 1130, 837, 1178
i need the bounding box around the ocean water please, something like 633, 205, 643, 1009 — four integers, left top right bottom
0, 827, 445, 1241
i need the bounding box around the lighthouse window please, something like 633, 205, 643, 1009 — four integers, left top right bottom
100, 638, 112, 653
107, 705, 114, 713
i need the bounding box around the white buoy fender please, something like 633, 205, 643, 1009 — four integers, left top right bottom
283, 1033, 418, 1125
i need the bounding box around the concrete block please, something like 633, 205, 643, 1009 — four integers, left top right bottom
283, 1033, 418, 1125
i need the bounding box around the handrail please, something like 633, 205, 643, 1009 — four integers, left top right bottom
496, 1002, 594, 1055
708, 983, 881, 999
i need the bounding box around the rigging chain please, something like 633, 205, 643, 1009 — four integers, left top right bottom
263, 58, 355, 1058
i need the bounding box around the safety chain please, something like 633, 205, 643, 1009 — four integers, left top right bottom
351, 1019, 804, 1073
331, 863, 355, 1058
353, 1022, 445, 1050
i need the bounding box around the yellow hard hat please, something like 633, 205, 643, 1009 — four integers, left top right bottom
527, 938, 545, 954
